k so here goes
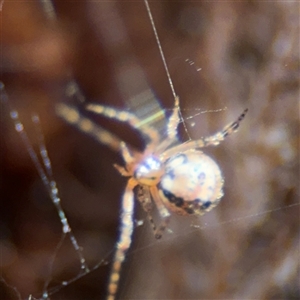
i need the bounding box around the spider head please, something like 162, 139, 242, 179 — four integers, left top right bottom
134, 155, 163, 186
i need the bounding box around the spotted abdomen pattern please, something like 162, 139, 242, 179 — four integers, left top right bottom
158, 150, 224, 215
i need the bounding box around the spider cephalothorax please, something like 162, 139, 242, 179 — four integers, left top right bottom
134, 155, 163, 185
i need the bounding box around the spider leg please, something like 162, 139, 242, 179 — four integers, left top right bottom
136, 185, 157, 233
113, 164, 130, 177
149, 186, 171, 239
155, 96, 181, 153
56, 103, 123, 152
166, 96, 180, 139
120, 142, 134, 164
86, 103, 160, 151
161, 108, 248, 161
107, 178, 136, 300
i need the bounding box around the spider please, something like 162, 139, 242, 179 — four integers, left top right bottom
53, 2, 248, 300
1, 0, 247, 298
56, 97, 248, 300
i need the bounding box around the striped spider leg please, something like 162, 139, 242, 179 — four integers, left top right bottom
56, 95, 247, 300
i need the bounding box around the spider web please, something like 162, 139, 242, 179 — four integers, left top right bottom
1, 1, 300, 300
2, 82, 298, 300
1, 86, 299, 300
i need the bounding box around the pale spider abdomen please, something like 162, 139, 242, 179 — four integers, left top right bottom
158, 150, 224, 216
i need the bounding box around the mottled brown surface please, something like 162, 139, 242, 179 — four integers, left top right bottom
1, 1, 299, 300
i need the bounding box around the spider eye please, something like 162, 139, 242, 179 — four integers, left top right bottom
134, 156, 163, 185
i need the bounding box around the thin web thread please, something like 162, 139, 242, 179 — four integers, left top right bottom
127, 202, 300, 256
144, 0, 176, 100
144, 0, 192, 141
0, 83, 90, 298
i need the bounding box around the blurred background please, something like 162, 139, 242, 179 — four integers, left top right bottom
0, 0, 299, 299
